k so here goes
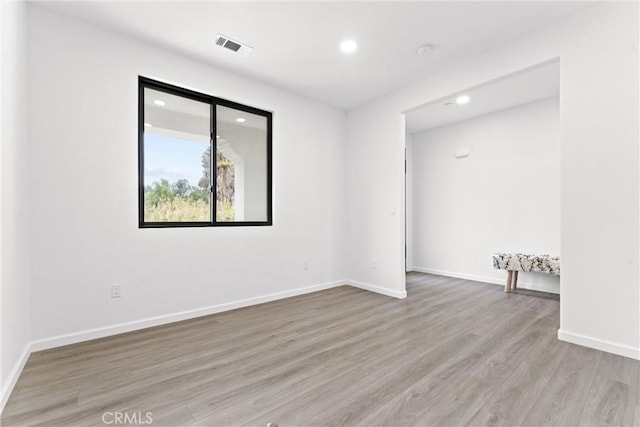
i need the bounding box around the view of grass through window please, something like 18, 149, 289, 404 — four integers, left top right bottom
143, 134, 235, 222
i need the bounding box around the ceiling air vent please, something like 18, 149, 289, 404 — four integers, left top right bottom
214, 34, 253, 57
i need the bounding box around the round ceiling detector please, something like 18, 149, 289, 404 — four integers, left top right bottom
416, 44, 434, 55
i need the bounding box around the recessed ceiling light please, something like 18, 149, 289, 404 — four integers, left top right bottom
236, 117, 246, 123
154, 100, 165, 106
144, 122, 152, 127
456, 95, 470, 105
340, 40, 358, 54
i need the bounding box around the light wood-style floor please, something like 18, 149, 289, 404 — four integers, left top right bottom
2, 273, 638, 426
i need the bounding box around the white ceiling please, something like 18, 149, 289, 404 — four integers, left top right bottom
144, 87, 267, 145
144, 88, 267, 130
405, 60, 560, 134
35, 1, 589, 109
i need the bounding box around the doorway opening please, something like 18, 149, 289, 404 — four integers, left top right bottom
403, 60, 561, 296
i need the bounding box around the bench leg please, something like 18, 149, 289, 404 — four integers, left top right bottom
505, 271, 513, 293
513, 271, 519, 290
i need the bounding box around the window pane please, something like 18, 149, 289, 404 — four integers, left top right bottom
216, 105, 268, 222
143, 88, 211, 222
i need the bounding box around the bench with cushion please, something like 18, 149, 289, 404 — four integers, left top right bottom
492, 253, 560, 292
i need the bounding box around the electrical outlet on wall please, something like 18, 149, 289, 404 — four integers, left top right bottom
111, 284, 122, 298
303, 261, 309, 270
371, 259, 377, 270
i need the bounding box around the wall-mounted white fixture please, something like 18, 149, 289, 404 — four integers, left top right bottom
144, 123, 152, 127
456, 95, 470, 105
214, 34, 253, 56
416, 44, 434, 55
236, 117, 246, 123
340, 39, 358, 54
455, 147, 471, 158
153, 100, 165, 106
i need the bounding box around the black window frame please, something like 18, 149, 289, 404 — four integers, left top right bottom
138, 76, 273, 228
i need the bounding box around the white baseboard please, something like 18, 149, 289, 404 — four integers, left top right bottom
409, 266, 560, 295
1, 343, 31, 414
30, 280, 346, 352
347, 280, 407, 299
558, 329, 640, 360
2, 280, 351, 415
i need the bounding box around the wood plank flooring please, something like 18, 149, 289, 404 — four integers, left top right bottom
2, 273, 638, 426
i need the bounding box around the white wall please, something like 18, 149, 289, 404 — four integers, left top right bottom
409, 97, 560, 294
405, 132, 413, 271
0, 0, 30, 410
347, 2, 639, 359
347, 102, 407, 298
26, 5, 347, 344
226, 128, 268, 222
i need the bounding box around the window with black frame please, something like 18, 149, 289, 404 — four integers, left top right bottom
138, 77, 272, 227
